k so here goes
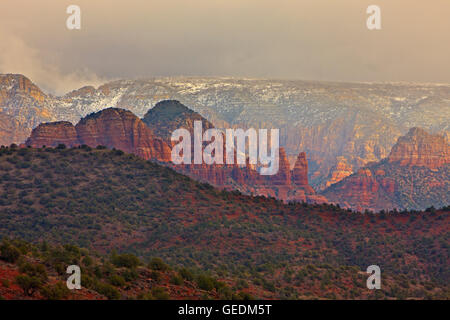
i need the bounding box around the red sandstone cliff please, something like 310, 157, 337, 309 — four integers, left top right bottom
75, 108, 171, 161
142, 101, 326, 203
26, 108, 172, 162
388, 127, 449, 170
323, 168, 395, 212
26, 121, 79, 148
271, 148, 292, 186
285, 151, 326, 204
324, 157, 353, 188
292, 152, 309, 186
321, 128, 450, 211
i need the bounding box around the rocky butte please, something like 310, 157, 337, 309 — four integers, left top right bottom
26, 108, 172, 162
388, 127, 449, 170
143, 101, 327, 204
321, 127, 450, 211
25, 100, 327, 205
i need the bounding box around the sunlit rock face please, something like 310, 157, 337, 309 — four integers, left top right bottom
388, 127, 449, 170
26, 108, 172, 162
322, 128, 450, 211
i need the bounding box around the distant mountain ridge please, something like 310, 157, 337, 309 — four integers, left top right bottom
1, 74, 449, 190
0, 74, 55, 146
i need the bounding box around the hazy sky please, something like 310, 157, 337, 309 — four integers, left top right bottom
0, 0, 449, 94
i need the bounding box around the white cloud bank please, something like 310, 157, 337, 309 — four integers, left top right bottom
0, 28, 106, 96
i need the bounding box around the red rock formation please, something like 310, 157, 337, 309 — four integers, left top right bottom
322, 128, 449, 211
25, 121, 79, 148
26, 108, 172, 162
270, 147, 291, 186
281, 150, 325, 203
388, 127, 449, 169
325, 157, 353, 188
159, 146, 326, 204
292, 152, 308, 186
24, 104, 327, 205
75, 108, 171, 162
253, 188, 277, 199
322, 168, 392, 211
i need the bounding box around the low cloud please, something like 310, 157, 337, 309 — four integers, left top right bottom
0, 28, 106, 95
1, 0, 449, 88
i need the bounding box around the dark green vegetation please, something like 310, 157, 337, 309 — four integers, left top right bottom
0, 145, 448, 299
0, 239, 250, 300
376, 161, 449, 210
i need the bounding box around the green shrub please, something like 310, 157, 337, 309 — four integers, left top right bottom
41, 282, 71, 300
218, 285, 233, 299
16, 275, 42, 296
179, 268, 194, 281
137, 292, 153, 300
235, 279, 249, 290
0, 242, 21, 263
96, 282, 121, 300
170, 274, 183, 285
122, 268, 139, 282
148, 257, 170, 271
81, 274, 95, 289
19, 262, 48, 282
262, 281, 276, 292
111, 253, 140, 269
236, 291, 254, 300
196, 275, 215, 291
151, 287, 169, 300
82, 255, 93, 267
150, 271, 162, 283
109, 274, 126, 287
